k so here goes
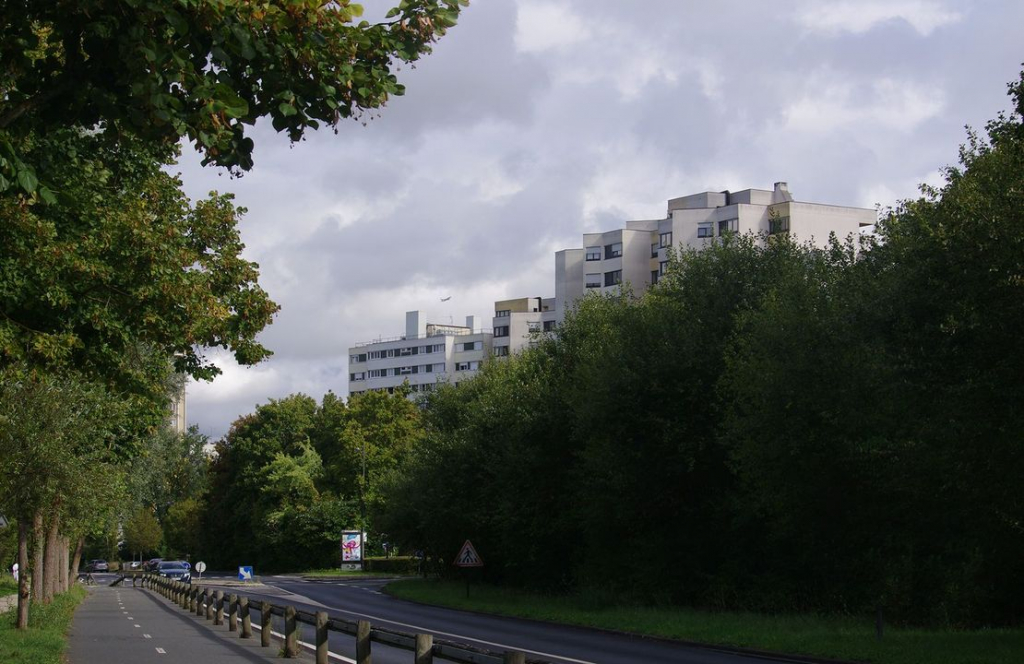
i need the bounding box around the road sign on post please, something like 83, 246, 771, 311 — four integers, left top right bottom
454, 540, 483, 567
195, 561, 207, 581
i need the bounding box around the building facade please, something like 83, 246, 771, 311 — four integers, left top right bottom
491, 296, 557, 359
348, 311, 492, 397
555, 182, 875, 321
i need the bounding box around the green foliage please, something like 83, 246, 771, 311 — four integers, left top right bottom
162, 497, 203, 559
378, 68, 1024, 627
123, 507, 162, 557
0, 584, 86, 663
0, 0, 467, 191
199, 390, 417, 571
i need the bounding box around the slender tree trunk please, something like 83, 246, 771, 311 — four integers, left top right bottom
69, 536, 84, 590
31, 510, 44, 602
44, 514, 60, 602
16, 518, 30, 629
57, 535, 68, 593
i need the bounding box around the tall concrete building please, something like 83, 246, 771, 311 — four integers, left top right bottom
555, 182, 875, 321
491, 296, 557, 358
348, 311, 492, 397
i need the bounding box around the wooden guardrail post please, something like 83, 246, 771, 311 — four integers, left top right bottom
180, 583, 188, 609
206, 589, 214, 620
315, 611, 329, 664
356, 620, 372, 664
228, 594, 238, 631
214, 590, 224, 625
503, 652, 526, 664
284, 605, 298, 658
196, 587, 205, 616
415, 633, 433, 664
189, 586, 197, 612
260, 601, 271, 648
240, 596, 252, 638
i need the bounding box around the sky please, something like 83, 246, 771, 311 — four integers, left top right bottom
174, 0, 1024, 441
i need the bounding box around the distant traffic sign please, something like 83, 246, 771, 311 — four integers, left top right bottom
454, 540, 483, 568
195, 561, 207, 574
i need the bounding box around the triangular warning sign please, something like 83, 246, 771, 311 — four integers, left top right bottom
454, 539, 484, 567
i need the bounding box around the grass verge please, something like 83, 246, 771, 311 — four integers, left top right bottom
385, 579, 1023, 664
0, 585, 86, 664
0, 578, 16, 597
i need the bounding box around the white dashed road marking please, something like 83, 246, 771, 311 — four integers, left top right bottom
144, 634, 152, 639
155, 647, 166, 654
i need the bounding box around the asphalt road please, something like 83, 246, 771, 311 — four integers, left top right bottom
223, 574, 799, 664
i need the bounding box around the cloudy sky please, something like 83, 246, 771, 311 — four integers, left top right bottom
174, 0, 1024, 440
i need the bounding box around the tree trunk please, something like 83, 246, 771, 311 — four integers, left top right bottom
69, 536, 85, 590
31, 510, 44, 603
17, 518, 30, 629
57, 535, 68, 593
44, 514, 59, 602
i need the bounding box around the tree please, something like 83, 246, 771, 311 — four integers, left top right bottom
124, 508, 163, 560
0, 0, 468, 195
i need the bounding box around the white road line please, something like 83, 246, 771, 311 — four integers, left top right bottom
144, 634, 152, 639
303, 605, 594, 664
155, 647, 166, 654
252, 624, 355, 664
134, 624, 141, 628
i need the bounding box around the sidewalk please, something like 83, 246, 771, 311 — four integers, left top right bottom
67, 584, 307, 663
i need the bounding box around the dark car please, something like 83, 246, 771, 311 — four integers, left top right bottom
143, 558, 163, 572
156, 560, 191, 583
84, 559, 109, 573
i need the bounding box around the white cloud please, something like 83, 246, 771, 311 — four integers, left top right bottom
782, 76, 945, 133
796, 0, 962, 36
514, 1, 592, 53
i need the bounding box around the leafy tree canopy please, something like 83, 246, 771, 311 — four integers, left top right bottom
0, 0, 467, 196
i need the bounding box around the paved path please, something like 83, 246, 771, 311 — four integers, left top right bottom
67, 583, 305, 663
0, 593, 16, 613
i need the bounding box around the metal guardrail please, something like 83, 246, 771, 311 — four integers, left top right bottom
136, 573, 536, 664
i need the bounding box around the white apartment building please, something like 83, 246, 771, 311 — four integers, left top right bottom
348, 311, 492, 398
491, 296, 557, 358
555, 182, 876, 322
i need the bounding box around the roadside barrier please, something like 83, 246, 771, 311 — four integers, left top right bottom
139, 573, 535, 664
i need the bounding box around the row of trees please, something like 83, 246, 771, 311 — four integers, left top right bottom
1, 0, 466, 629
197, 389, 421, 571
376, 71, 1024, 627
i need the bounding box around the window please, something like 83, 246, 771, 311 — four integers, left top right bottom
543, 320, 556, 332
495, 309, 511, 318
697, 222, 713, 238
769, 216, 791, 234
660, 231, 673, 248
494, 326, 509, 337
527, 321, 541, 332
605, 242, 622, 259
460, 341, 480, 351
585, 273, 602, 288
651, 270, 659, 285
493, 346, 509, 357
651, 242, 659, 258
399, 347, 412, 356
585, 246, 602, 261
718, 218, 738, 236
455, 361, 481, 372
368, 350, 385, 360
349, 372, 366, 381
349, 353, 366, 364
386, 349, 396, 358
369, 369, 386, 378
659, 260, 669, 275
604, 270, 622, 287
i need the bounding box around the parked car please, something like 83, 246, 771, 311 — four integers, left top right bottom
143, 558, 163, 572
156, 560, 191, 583
84, 559, 109, 573
129, 560, 143, 570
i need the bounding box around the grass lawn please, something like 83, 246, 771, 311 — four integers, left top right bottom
385, 579, 1023, 664
0, 585, 86, 664
0, 578, 16, 597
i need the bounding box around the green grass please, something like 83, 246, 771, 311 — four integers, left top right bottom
385, 579, 1024, 664
0, 578, 16, 597
0, 585, 86, 664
